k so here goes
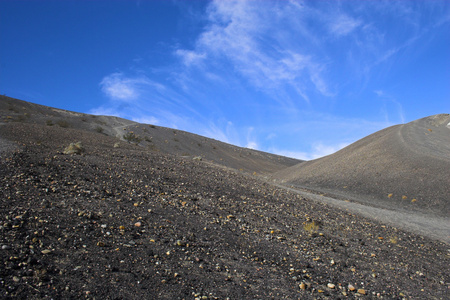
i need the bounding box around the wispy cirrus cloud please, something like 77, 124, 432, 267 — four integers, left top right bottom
92, 0, 448, 160
96, 72, 194, 128
99, 72, 170, 106
272, 141, 350, 161
175, 49, 206, 67
100, 73, 145, 101
329, 14, 362, 37
374, 90, 405, 124
266, 112, 395, 160
175, 0, 332, 104
96, 71, 240, 140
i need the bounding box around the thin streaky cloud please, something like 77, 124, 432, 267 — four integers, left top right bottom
100, 73, 140, 101
90, 0, 448, 159
175, 0, 332, 106
100, 72, 204, 119
132, 116, 160, 125
374, 90, 406, 124
271, 142, 349, 161
245, 127, 258, 150
175, 49, 206, 67
374, 90, 384, 97
100, 73, 167, 103
329, 14, 362, 36
89, 106, 122, 118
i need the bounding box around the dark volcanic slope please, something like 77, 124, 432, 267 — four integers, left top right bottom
0, 96, 300, 175
274, 114, 450, 218
0, 122, 448, 299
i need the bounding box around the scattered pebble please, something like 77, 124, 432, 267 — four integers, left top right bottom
175, 240, 186, 246
1, 110, 448, 299
357, 288, 366, 295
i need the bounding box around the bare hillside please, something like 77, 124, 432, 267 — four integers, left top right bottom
273, 114, 450, 218
0, 120, 448, 299
0, 96, 300, 175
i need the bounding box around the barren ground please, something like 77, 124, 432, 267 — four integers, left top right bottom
0, 122, 448, 299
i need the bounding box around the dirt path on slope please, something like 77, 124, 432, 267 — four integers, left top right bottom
274, 184, 450, 244
96, 115, 136, 139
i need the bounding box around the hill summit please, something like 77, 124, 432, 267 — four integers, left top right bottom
273, 114, 450, 218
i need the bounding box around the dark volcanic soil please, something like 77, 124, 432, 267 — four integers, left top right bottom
0, 122, 449, 299
0, 95, 301, 176
273, 114, 450, 219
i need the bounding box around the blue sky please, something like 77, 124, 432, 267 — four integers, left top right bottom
1, 0, 449, 160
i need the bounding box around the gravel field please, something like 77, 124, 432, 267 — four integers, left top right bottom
0, 122, 448, 299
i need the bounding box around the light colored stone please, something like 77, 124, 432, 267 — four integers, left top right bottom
63, 142, 84, 155
176, 240, 186, 246
357, 288, 366, 295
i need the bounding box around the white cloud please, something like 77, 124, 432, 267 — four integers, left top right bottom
374, 90, 405, 123
272, 142, 349, 161
266, 133, 277, 140
201, 121, 255, 148
271, 149, 311, 161
175, 49, 206, 67
203, 126, 231, 144
93, 1, 445, 161
245, 127, 259, 150
100, 72, 169, 102
309, 142, 349, 159
88, 106, 122, 117
132, 116, 160, 125
329, 14, 362, 36
246, 141, 258, 150
175, 0, 333, 105
100, 73, 140, 101
309, 65, 334, 97
94, 71, 209, 135
201, 123, 262, 151
264, 111, 395, 160
374, 90, 384, 97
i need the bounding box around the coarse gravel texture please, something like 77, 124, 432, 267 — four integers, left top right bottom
0, 122, 449, 299
0, 95, 300, 176
273, 114, 450, 219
